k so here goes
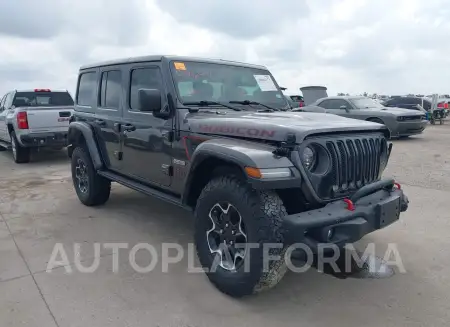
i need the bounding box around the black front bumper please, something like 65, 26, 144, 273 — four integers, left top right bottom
20, 132, 68, 147
283, 179, 409, 250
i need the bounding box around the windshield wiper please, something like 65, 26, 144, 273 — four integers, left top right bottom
229, 100, 280, 111
183, 100, 242, 111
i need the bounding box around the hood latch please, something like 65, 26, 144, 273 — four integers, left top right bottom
273, 133, 296, 157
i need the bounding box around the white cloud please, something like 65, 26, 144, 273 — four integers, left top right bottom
0, 0, 449, 97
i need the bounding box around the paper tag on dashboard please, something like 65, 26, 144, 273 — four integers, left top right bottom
253, 75, 277, 91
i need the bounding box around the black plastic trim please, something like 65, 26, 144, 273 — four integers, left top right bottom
67, 122, 104, 170
283, 186, 408, 247
98, 170, 190, 210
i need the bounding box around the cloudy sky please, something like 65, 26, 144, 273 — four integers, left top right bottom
0, 0, 449, 97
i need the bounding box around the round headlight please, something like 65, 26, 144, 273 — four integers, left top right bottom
302, 147, 316, 170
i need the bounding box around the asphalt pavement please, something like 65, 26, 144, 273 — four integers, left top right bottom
0, 123, 449, 327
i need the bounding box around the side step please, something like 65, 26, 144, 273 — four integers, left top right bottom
0, 140, 11, 150
97, 170, 190, 210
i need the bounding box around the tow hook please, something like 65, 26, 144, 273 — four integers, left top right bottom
343, 198, 355, 211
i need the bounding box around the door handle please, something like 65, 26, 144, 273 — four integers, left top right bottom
94, 119, 106, 126
122, 124, 136, 132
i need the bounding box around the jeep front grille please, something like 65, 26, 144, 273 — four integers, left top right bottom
297, 133, 388, 200
326, 137, 386, 192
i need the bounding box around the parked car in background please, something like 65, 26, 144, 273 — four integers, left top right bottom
288, 95, 305, 107
383, 96, 434, 111
0, 89, 74, 163
284, 95, 300, 108
295, 86, 427, 138
383, 96, 448, 120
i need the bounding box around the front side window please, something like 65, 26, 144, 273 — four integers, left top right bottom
330, 99, 350, 109
350, 98, 384, 109
129, 67, 163, 111
169, 61, 287, 109
77, 72, 97, 106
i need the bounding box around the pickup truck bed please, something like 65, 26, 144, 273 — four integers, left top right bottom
0, 89, 74, 163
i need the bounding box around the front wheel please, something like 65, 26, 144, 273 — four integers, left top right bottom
194, 176, 288, 297
71, 146, 111, 206
10, 131, 30, 163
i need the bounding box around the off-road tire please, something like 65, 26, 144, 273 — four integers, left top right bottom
194, 176, 288, 297
10, 131, 30, 163
71, 146, 111, 206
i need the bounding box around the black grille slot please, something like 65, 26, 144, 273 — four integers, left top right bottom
325, 136, 386, 196
402, 115, 422, 121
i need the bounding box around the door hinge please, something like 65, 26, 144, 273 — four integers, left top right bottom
161, 164, 173, 176
163, 131, 174, 142
114, 151, 123, 160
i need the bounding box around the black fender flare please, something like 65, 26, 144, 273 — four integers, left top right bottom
182, 138, 300, 204
67, 122, 104, 170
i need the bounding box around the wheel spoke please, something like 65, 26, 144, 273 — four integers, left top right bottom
205, 202, 248, 271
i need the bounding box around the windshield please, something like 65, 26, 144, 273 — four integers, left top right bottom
350, 98, 384, 109
13, 92, 74, 107
169, 61, 288, 109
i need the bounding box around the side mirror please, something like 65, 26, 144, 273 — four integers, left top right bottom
138, 89, 161, 112
340, 105, 350, 112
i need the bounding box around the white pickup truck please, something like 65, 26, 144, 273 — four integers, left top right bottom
0, 89, 74, 163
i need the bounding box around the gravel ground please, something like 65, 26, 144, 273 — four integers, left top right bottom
0, 123, 449, 327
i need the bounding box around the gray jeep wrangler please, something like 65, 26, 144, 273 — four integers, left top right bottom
67, 55, 409, 297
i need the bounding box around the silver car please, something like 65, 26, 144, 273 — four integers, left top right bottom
295, 95, 427, 138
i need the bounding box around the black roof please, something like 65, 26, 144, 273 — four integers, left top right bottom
79, 55, 267, 70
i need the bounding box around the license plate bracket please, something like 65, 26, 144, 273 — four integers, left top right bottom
375, 195, 401, 228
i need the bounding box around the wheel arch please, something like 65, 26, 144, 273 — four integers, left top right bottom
67, 122, 104, 170
181, 138, 296, 208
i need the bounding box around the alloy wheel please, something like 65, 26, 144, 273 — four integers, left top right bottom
206, 202, 248, 271
74, 158, 89, 193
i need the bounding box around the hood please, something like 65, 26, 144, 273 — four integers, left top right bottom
184, 110, 388, 142
369, 107, 426, 115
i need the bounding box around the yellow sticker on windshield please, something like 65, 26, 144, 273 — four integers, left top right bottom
174, 62, 186, 70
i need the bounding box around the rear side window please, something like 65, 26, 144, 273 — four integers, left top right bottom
12, 91, 74, 107
99, 70, 122, 109
129, 67, 163, 110
77, 72, 97, 106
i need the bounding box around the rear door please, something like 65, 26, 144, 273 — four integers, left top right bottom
120, 62, 173, 186
95, 67, 125, 172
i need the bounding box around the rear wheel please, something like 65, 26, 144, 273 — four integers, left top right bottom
194, 175, 288, 297
71, 146, 111, 206
10, 131, 30, 163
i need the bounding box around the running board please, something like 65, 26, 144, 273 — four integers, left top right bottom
97, 170, 190, 210
0, 140, 11, 150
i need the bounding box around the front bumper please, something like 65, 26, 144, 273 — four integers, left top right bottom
393, 120, 427, 137
283, 179, 408, 249
20, 132, 68, 147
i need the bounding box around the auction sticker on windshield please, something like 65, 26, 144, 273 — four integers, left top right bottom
174, 62, 186, 70
253, 75, 277, 91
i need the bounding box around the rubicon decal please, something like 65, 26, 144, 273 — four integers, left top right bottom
198, 125, 276, 138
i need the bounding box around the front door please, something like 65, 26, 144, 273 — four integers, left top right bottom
120, 63, 173, 186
